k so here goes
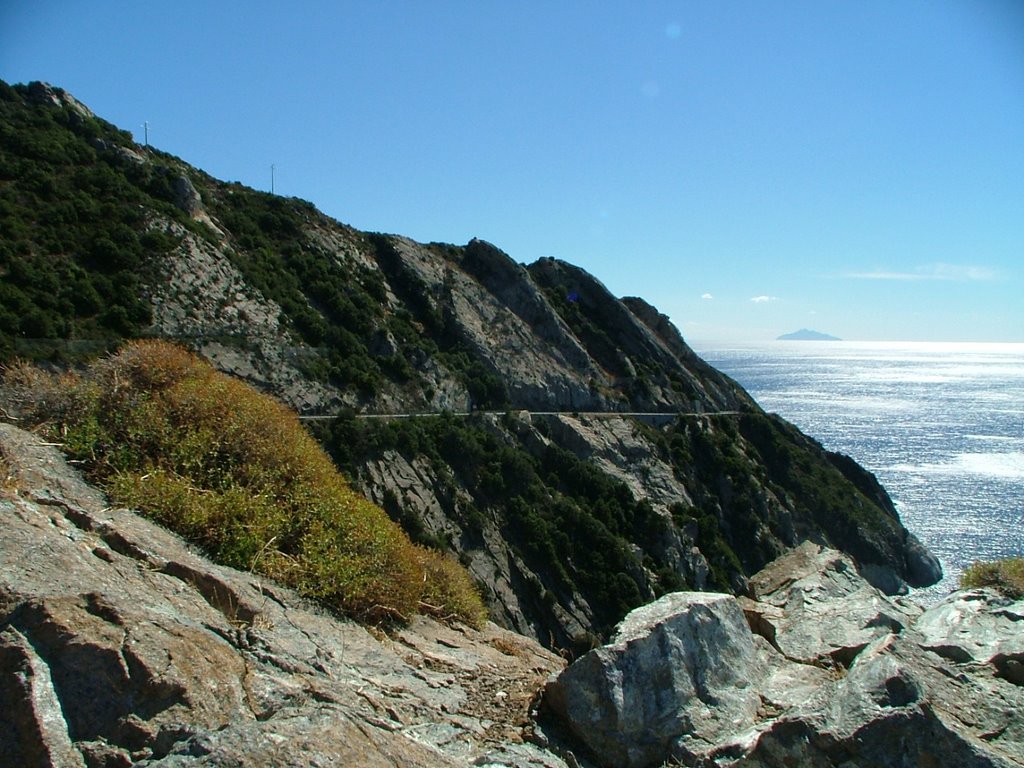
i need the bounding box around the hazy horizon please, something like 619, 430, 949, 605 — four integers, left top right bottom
689, 335, 1024, 348
3, 2, 1021, 343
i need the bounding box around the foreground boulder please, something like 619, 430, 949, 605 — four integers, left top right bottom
544, 543, 1024, 768
543, 593, 763, 767
745, 541, 923, 666
0, 424, 567, 767
912, 588, 1024, 684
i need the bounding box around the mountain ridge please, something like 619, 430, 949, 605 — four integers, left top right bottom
0, 80, 940, 650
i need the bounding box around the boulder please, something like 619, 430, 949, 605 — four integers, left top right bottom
913, 588, 1024, 683
747, 542, 922, 666
171, 174, 203, 217
747, 633, 1024, 767
545, 545, 1024, 768
543, 592, 764, 768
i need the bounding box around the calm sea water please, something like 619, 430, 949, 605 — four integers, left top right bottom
694, 341, 1024, 601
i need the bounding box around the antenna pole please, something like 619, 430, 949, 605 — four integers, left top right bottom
143, 121, 149, 147
271, 163, 276, 194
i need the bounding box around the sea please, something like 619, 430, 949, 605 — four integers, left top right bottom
693, 340, 1024, 602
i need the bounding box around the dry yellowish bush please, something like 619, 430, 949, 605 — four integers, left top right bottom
961, 558, 1024, 599
1, 340, 486, 626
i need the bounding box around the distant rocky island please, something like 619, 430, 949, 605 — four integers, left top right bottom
777, 328, 841, 341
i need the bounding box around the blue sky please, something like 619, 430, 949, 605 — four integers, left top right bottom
3, 1, 1022, 343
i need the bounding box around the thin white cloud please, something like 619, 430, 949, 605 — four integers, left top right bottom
701, 293, 714, 300
843, 263, 997, 282
750, 295, 778, 304
930, 263, 997, 281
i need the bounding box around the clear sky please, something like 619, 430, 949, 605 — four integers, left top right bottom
3, 1, 1022, 343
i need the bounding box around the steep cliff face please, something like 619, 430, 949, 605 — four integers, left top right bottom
0, 81, 940, 650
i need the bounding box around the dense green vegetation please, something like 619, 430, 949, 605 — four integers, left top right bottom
961, 558, 1024, 598
366, 236, 510, 409
529, 259, 634, 381
198, 186, 400, 395
317, 407, 911, 639
0, 80, 512, 407
0, 81, 197, 361
171, 184, 511, 405
1, 341, 486, 626
644, 411, 906, 588
320, 412, 681, 645
528, 259, 701, 404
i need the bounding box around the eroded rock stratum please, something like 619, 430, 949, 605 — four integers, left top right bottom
2, 422, 1019, 767
0, 423, 567, 767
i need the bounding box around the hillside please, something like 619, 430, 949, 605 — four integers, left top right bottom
0, 80, 940, 650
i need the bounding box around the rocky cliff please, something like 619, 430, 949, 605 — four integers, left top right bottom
545, 543, 1024, 768
2, 425, 1018, 767
0, 424, 567, 768
0, 80, 940, 651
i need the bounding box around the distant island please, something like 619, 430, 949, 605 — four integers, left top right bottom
777, 329, 841, 341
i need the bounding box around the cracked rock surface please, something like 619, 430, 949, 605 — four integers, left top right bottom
0, 423, 567, 767
544, 542, 1024, 768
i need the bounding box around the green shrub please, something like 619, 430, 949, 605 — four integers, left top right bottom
960, 559, 1024, 599
0, 82, 194, 360
2, 340, 486, 626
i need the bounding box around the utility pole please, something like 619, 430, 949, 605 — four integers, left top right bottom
271, 163, 276, 194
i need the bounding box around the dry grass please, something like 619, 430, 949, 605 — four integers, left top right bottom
1, 340, 486, 626
961, 558, 1024, 599
0, 452, 17, 495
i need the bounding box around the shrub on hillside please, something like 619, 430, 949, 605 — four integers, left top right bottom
1, 340, 486, 626
960, 558, 1024, 599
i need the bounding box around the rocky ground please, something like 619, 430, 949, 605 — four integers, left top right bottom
0, 423, 567, 767
3, 421, 1021, 767
546, 543, 1024, 768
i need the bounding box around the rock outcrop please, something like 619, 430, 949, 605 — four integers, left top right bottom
544, 542, 1024, 768
0, 424, 567, 767
1, 79, 942, 653
2, 423, 1018, 767
543, 592, 767, 768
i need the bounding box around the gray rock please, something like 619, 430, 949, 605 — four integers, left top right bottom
360, 441, 598, 647
144, 217, 345, 415
747, 633, 1024, 767
543, 592, 763, 768
905, 531, 945, 587
171, 174, 203, 216
747, 542, 922, 666
0, 424, 569, 767
27, 81, 94, 119
546, 546, 1024, 768
914, 588, 1024, 682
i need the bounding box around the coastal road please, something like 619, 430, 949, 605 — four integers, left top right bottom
297, 410, 744, 421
